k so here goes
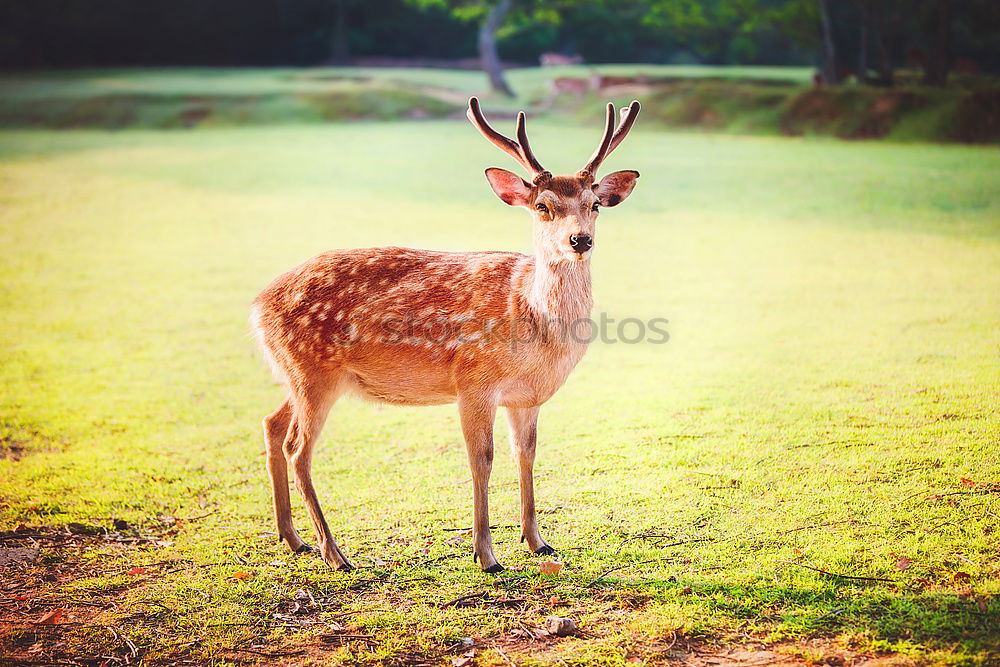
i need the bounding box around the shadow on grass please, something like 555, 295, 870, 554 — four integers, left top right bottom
586, 574, 998, 651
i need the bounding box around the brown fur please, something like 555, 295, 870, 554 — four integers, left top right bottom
251, 99, 640, 571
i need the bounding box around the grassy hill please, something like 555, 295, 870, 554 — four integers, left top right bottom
1, 65, 996, 143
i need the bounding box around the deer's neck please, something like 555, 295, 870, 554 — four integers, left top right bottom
525, 256, 593, 324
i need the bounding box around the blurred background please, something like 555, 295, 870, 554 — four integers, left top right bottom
0, 0, 998, 141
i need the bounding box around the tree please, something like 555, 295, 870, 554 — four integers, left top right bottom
407, 0, 565, 97
479, 0, 515, 96
920, 0, 952, 86
642, 0, 757, 64
816, 0, 839, 83
328, 0, 362, 64
406, 0, 517, 96
855, 0, 894, 85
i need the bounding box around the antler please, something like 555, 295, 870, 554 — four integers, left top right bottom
578, 100, 641, 180
467, 97, 551, 184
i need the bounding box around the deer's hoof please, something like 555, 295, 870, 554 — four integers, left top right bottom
294, 543, 316, 554
336, 562, 355, 572
483, 563, 505, 574
534, 545, 556, 556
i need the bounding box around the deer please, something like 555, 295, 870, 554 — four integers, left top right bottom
250, 97, 641, 572
540, 52, 584, 67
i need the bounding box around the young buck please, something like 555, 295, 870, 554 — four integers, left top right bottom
251, 97, 641, 572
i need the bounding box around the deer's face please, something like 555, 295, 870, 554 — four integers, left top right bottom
485, 170, 639, 264
468, 97, 641, 264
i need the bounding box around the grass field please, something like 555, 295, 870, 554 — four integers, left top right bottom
1, 120, 998, 665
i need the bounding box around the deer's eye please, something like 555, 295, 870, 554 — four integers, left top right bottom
535, 203, 549, 214
591, 202, 600, 212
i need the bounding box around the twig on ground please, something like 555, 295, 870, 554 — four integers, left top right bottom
228, 647, 306, 657
784, 439, 856, 449
615, 536, 711, 556
417, 553, 462, 566
105, 625, 139, 659
777, 519, 856, 534
318, 634, 378, 645
176, 510, 217, 522
586, 558, 663, 587
440, 592, 488, 608
493, 643, 517, 666
777, 560, 895, 583
815, 607, 847, 621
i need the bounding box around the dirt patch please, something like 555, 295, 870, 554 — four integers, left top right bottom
1, 526, 144, 664
1, 423, 63, 461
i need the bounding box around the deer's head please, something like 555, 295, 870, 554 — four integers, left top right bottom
468, 97, 640, 264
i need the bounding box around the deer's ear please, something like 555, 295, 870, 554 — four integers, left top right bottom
485, 168, 532, 207
594, 170, 639, 207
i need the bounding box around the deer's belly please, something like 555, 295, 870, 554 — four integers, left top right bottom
342, 346, 458, 406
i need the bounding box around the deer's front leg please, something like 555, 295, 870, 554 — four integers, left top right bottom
458, 394, 502, 573
506, 406, 555, 555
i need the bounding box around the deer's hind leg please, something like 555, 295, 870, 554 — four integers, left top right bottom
284, 373, 354, 571
263, 397, 311, 553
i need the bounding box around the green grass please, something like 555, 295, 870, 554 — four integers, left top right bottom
1, 122, 998, 665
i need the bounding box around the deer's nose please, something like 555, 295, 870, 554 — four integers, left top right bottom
569, 234, 593, 253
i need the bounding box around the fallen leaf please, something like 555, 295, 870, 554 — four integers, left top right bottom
127, 567, 147, 575
895, 558, 912, 570
791, 548, 803, 556
232, 571, 251, 581
680, 586, 693, 595
35, 609, 65, 625
12, 594, 29, 601
953, 571, 972, 584
960, 478, 977, 488
458, 528, 473, 536
549, 595, 559, 606
538, 560, 563, 576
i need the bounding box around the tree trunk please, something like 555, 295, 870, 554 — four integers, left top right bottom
479, 0, 515, 98
817, 0, 840, 84
922, 0, 951, 87
872, 3, 894, 86
858, 0, 870, 83
331, 0, 350, 65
